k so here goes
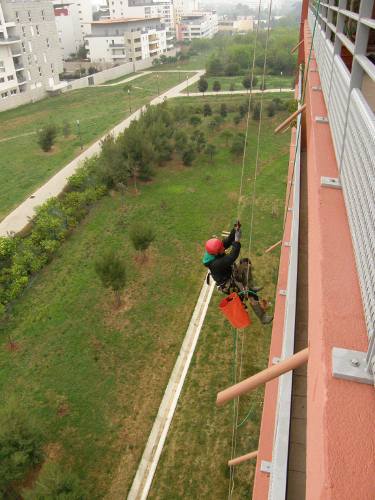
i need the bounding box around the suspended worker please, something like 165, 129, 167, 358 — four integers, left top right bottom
202, 221, 273, 325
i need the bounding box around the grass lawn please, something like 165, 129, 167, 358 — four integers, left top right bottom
100, 71, 139, 85
0, 96, 290, 498
187, 74, 294, 93
153, 51, 212, 71
0, 71, 194, 221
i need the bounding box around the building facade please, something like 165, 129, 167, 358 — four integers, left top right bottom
109, 0, 174, 32
218, 16, 254, 33
85, 17, 168, 64
176, 11, 218, 41
54, 2, 84, 59
0, 0, 63, 111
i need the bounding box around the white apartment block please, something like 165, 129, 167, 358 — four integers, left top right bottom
53, 2, 83, 59
173, 0, 199, 21
218, 16, 254, 33
73, 0, 92, 35
176, 11, 218, 41
109, 0, 174, 32
0, 0, 63, 112
85, 17, 168, 64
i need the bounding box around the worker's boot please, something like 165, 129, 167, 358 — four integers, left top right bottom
249, 299, 273, 325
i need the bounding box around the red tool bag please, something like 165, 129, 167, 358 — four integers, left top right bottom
219, 293, 251, 329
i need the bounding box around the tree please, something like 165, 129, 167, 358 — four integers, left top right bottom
95, 251, 127, 307
174, 130, 188, 150
129, 223, 156, 261
23, 463, 84, 500
62, 121, 71, 138
220, 103, 227, 117
98, 134, 127, 188
37, 124, 57, 152
253, 102, 261, 121
259, 81, 267, 91
0, 410, 44, 497
238, 104, 247, 118
206, 56, 224, 76
198, 76, 208, 94
203, 104, 212, 116
190, 115, 202, 127
224, 62, 241, 76
88, 66, 97, 75
191, 130, 206, 152
182, 147, 196, 166
231, 134, 246, 156
220, 129, 233, 146
267, 101, 276, 117
77, 44, 87, 59
205, 144, 216, 163
212, 80, 221, 92
242, 74, 258, 90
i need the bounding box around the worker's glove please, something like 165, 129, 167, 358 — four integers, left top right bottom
234, 220, 241, 230
235, 228, 242, 242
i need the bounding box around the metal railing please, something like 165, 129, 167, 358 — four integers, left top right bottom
268, 68, 303, 500
308, 2, 375, 376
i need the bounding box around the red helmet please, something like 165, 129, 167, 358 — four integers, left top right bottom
205, 238, 225, 255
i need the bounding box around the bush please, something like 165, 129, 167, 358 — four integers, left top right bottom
203, 104, 212, 116
231, 134, 246, 156
220, 129, 233, 146
224, 62, 241, 76
130, 223, 156, 254
253, 102, 261, 121
220, 103, 227, 117
205, 144, 216, 163
95, 251, 127, 306
267, 101, 276, 117
37, 124, 58, 152
88, 66, 97, 75
238, 104, 247, 118
0, 410, 44, 496
197, 76, 208, 93
23, 463, 85, 500
209, 115, 223, 129
182, 147, 196, 166
212, 80, 221, 92
191, 130, 206, 152
190, 115, 202, 127
242, 74, 258, 90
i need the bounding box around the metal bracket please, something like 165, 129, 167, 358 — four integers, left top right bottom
284, 241, 291, 247
312, 85, 322, 91
260, 460, 272, 474
321, 176, 342, 189
315, 116, 329, 123
288, 207, 293, 212
272, 357, 281, 365
279, 289, 287, 296
310, 68, 318, 72
332, 347, 373, 385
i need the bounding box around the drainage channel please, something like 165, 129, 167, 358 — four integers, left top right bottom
127, 277, 215, 500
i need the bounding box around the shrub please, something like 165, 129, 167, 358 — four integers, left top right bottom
203, 104, 212, 116
233, 114, 241, 125
253, 102, 261, 121
242, 74, 258, 90
182, 147, 196, 166
224, 62, 240, 76
190, 115, 202, 127
174, 130, 188, 150
212, 80, 221, 92
95, 251, 127, 307
220, 103, 227, 117
238, 104, 247, 118
209, 115, 223, 129
267, 101, 276, 117
205, 144, 216, 163
23, 463, 85, 500
130, 223, 156, 256
231, 134, 246, 156
37, 124, 57, 152
88, 66, 97, 75
220, 129, 233, 146
197, 76, 208, 94
191, 130, 206, 152
0, 410, 44, 496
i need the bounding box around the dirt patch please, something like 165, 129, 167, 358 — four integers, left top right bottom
44, 442, 63, 461
5, 341, 21, 352
57, 402, 70, 417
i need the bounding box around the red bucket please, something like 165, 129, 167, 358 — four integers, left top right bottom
219, 293, 251, 329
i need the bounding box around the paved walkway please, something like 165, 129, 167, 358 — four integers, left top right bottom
0, 70, 204, 236
179, 88, 295, 97
98, 71, 151, 87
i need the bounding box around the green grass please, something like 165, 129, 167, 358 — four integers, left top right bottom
101, 71, 139, 85
0, 71, 194, 221
0, 99, 290, 497
153, 51, 212, 71
187, 74, 294, 93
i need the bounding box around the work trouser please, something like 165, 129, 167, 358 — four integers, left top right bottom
218, 259, 259, 301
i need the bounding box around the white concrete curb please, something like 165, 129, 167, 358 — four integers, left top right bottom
127, 278, 215, 500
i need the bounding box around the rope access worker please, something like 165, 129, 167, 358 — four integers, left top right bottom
202, 221, 273, 325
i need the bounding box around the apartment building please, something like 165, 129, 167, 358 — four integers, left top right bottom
176, 11, 218, 40
173, 0, 199, 21
0, 0, 63, 112
109, 0, 174, 32
54, 2, 84, 59
73, 0, 92, 35
85, 17, 167, 64
218, 16, 254, 33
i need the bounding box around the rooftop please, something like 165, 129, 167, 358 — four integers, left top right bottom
91, 17, 161, 24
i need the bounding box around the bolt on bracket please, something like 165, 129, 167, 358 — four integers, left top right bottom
332, 347, 373, 385
321, 176, 342, 189
260, 460, 272, 474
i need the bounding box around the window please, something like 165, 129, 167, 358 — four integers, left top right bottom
36, 25, 40, 35
21, 42, 26, 53
7, 75, 14, 81
10, 89, 17, 95
41, 9, 45, 20
46, 38, 50, 48
28, 10, 32, 21
38, 66, 42, 76
51, 63, 54, 73
0, 77, 4, 83
0, 60, 4, 72
27, 55, 31, 64
15, 11, 20, 23
1, 92, 8, 98
21, 26, 26, 36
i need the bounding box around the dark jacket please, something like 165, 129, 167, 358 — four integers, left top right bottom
203, 229, 241, 285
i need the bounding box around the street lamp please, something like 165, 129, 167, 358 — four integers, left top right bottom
280, 71, 283, 93
128, 88, 132, 113
76, 119, 83, 150
186, 75, 189, 96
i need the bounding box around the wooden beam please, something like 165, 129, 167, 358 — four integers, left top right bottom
228, 450, 258, 467
265, 240, 282, 253
274, 104, 306, 135
291, 39, 304, 54
216, 348, 309, 406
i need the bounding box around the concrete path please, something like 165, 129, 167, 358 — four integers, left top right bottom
179, 88, 295, 97
126, 278, 215, 500
98, 71, 151, 87
0, 70, 204, 236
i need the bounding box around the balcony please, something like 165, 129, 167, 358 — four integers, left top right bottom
0, 35, 21, 45
14, 63, 24, 71
111, 54, 126, 59
110, 44, 125, 48
17, 78, 27, 85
